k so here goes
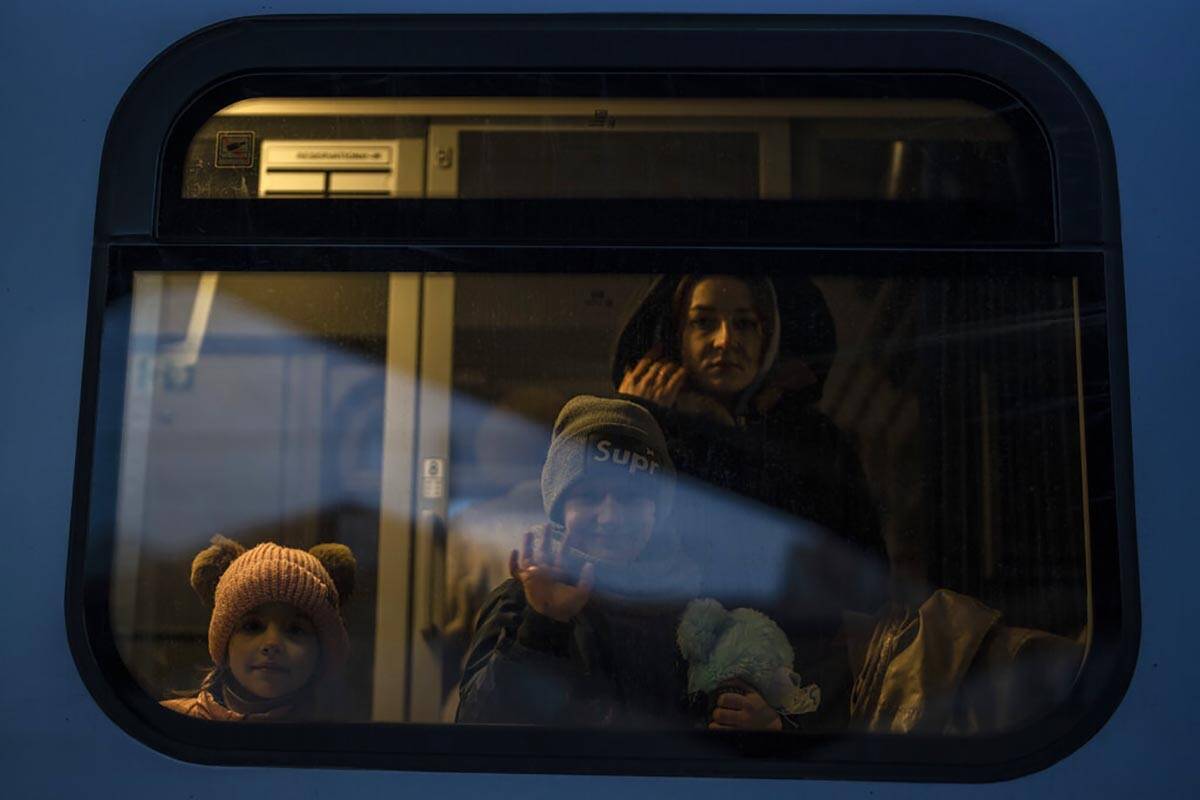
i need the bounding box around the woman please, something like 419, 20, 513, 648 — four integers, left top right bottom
612, 274, 889, 729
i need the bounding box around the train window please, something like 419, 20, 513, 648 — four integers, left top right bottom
108, 264, 1094, 724
73, 16, 1135, 780
181, 97, 1042, 206
161, 81, 1054, 243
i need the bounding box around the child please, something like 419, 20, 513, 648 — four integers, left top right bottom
457, 396, 720, 728
161, 536, 356, 721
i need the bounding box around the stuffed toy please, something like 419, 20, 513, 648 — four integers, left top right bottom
677, 598, 820, 716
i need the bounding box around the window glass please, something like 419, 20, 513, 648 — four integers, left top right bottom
181, 97, 1046, 208
109, 269, 1091, 732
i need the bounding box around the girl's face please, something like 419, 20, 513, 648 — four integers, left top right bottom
227, 602, 320, 699
680, 277, 765, 398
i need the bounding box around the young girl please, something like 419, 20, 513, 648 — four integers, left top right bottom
162, 536, 356, 721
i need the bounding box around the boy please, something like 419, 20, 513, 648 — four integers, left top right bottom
457, 395, 691, 727
456, 395, 781, 730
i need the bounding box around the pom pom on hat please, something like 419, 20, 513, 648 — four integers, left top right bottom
309, 542, 356, 605
190, 535, 245, 608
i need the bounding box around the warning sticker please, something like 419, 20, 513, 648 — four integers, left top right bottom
215, 131, 255, 168
422, 458, 445, 499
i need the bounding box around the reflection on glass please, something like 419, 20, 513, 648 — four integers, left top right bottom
110, 271, 1088, 732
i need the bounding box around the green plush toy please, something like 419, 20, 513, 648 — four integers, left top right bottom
677, 598, 820, 716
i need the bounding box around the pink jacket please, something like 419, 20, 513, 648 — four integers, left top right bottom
161, 690, 299, 722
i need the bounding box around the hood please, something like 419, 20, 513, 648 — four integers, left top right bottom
610, 273, 837, 412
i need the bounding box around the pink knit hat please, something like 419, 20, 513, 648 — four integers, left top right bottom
190, 537, 356, 677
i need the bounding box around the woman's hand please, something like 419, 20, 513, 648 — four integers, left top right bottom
509, 529, 595, 623
619, 347, 687, 408
708, 686, 783, 731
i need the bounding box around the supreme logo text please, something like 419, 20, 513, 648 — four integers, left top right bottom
590, 438, 661, 476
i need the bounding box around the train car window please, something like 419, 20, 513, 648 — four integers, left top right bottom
162, 84, 1054, 243
72, 16, 1135, 780
182, 97, 1040, 205
107, 265, 1095, 725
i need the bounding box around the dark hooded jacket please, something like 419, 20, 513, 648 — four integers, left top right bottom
611, 274, 887, 613
610, 275, 889, 731
456, 525, 704, 728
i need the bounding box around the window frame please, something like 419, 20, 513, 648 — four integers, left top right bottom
70, 14, 1137, 781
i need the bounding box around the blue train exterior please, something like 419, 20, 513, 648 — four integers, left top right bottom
2, 0, 1197, 797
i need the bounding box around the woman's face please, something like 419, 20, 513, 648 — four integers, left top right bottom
680, 277, 765, 398
227, 602, 320, 699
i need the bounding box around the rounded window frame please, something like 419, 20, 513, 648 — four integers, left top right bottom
70, 14, 1137, 780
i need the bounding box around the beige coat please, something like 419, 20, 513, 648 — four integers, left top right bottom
848, 589, 1083, 734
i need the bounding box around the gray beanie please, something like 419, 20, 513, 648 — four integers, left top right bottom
541, 395, 675, 524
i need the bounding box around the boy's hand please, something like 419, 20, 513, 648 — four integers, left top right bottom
510, 530, 595, 623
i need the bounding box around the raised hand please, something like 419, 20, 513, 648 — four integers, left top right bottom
618, 346, 687, 408
509, 529, 595, 623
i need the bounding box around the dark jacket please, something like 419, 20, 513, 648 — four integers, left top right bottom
610, 274, 889, 618
456, 578, 699, 728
